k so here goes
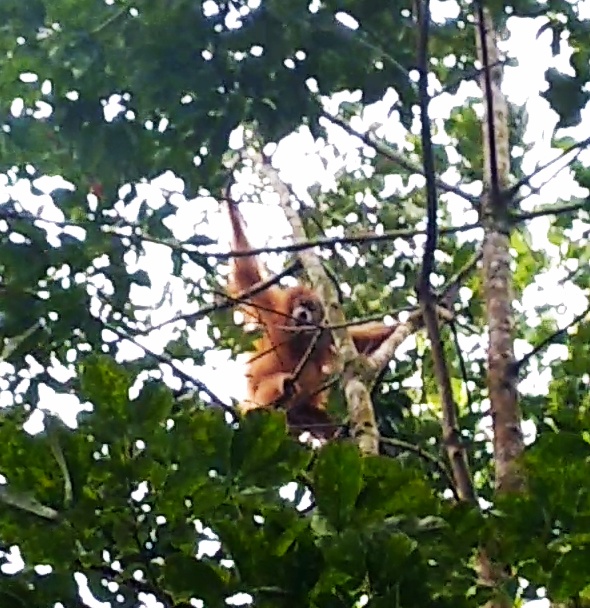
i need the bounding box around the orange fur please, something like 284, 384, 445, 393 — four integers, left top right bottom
225, 201, 396, 438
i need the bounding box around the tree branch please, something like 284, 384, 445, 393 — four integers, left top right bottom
509, 135, 590, 197
143, 261, 302, 334
366, 248, 481, 378
47, 416, 73, 508
0, 485, 59, 521
511, 199, 589, 222
207, 219, 481, 260
415, 0, 477, 504
321, 112, 479, 205
106, 323, 234, 415
475, 0, 525, 496
475, 3, 525, 601
514, 307, 590, 373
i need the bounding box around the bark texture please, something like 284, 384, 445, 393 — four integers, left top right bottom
476, 8, 525, 496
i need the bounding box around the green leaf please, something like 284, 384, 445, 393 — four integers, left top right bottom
130, 269, 151, 288
356, 455, 437, 522
184, 407, 233, 477
161, 554, 229, 603
230, 410, 311, 487
542, 67, 590, 130
312, 442, 363, 530
129, 379, 173, 429
79, 354, 131, 420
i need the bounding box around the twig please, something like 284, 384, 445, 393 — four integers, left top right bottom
322, 112, 479, 205
514, 149, 585, 206
416, 0, 438, 292
430, 58, 512, 102
347, 248, 479, 379
143, 261, 302, 334
508, 135, 590, 196
449, 320, 474, 413
276, 328, 324, 407
514, 307, 590, 372
512, 199, 589, 222
106, 323, 234, 414
440, 249, 483, 300
91, 7, 129, 34
207, 220, 481, 260
1, 320, 43, 361
379, 436, 459, 500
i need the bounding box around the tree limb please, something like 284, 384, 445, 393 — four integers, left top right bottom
415, 0, 477, 504
47, 416, 73, 508
0, 485, 59, 521
321, 112, 479, 205
142, 261, 302, 333
512, 199, 589, 222
207, 219, 481, 260
475, 2, 525, 602
508, 135, 590, 197
514, 307, 590, 373
106, 323, 234, 415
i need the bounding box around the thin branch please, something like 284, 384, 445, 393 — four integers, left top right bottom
431, 58, 512, 101
322, 112, 479, 205
91, 7, 128, 34
276, 329, 324, 407
415, 0, 477, 504
449, 320, 474, 413
514, 307, 590, 372
416, 0, 438, 290
379, 436, 459, 500
366, 249, 481, 375
440, 249, 483, 300
512, 199, 589, 222
1, 320, 43, 361
0, 485, 59, 521
328, 306, 417, 329
509, 135, 590, 196
514, 149, 585, 206
1, 203, 483, 263
207, 220, 481, 260
106, 323, 234, 414
143, 261, 302, 333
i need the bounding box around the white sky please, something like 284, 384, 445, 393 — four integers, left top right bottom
0, 5, 588, 607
